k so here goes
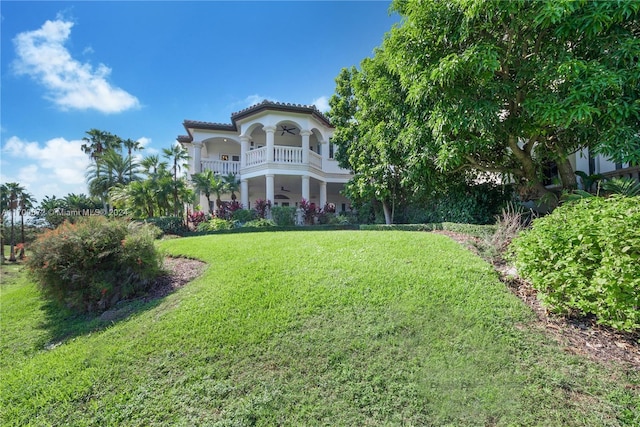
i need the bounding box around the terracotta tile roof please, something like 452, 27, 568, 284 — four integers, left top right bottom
179, 99, 333, 142
183, 120, 237, 131
231, 100, 332, 127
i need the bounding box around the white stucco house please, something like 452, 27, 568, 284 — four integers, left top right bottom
572, 148, 639, 184
177, 100, 353, 212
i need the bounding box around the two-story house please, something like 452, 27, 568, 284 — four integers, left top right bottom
177, 100, 353, 212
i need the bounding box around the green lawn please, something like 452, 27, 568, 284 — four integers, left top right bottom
1, 231, 638, 426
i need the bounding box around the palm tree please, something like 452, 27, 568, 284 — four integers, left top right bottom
191, 170, 217, 213
18, 191, 35, 259
162, 144, 190, 216
140, 155, 168, 179
0, 184, 8, 260
122, 138, 144, 182
81, 129, 120, 208
223, 173, 240, 201
5, 182, 25, 262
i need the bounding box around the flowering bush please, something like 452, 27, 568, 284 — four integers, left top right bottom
216, 201, 243, 220
27, 217, 164, 313
299, 199, 317, 225
254, 199, 272, 219
187, 210, 209, 228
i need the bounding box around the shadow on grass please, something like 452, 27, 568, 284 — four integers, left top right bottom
38, 294, 165, 349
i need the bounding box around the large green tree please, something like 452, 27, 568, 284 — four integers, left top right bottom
381, 0, 640, 204
328, 55, 439, 224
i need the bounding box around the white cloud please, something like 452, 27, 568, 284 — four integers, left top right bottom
17, 164, 40, 183
12, 18, 139, 114
136, 136, 158, 155
312, 96, 330, 113
2, 136, 90, 202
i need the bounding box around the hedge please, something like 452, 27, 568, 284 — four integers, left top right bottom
510, 195, 640, 332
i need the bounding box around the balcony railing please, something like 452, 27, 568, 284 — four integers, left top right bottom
309, 151, 322, 169
245, 147, 266, 167
602, 166, 640, 183
241, 145, 323, 170
274, 146, 303, 164
201, 160, 240, 175
201, 145, 329, 175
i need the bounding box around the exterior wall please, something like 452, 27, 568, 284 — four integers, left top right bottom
181, 105, 353, 211
572, 148, 639, 187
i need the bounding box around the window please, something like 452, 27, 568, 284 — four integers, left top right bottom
232, 155, 240, 162
220, 154, 229, 161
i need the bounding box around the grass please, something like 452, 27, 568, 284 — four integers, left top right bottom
1, 231, 638, 426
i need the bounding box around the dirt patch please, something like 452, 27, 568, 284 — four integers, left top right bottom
146, 257, 207, 300
433, 230, 640, 369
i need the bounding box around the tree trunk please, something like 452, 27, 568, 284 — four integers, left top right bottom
1, 214, 5, 260
557, 156, 577, 190
382, 200, 393, 225
508, 135, 556, 206
19, 212, 25, 260
9, 210, 16, 262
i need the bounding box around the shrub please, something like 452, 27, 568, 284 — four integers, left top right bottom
244, 218, 276, 228
510, 195, 640, 332
271, 206, 296, 226
423, 182, 514, 225
299, 199, 317, 225
143, 216, 187, 235
216, 200, 244, 220
232, 208, 255, 224
197, 218, 234, 232
187, 211, 209, 228
254, 199, 271, 219
27, 217, 164, 313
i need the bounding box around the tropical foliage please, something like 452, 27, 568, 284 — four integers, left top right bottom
329, 0, 640, 213
510, 195, 640, 332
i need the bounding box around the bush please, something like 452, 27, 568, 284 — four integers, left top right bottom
143, 216, 187, 235
244, 218, 276, 228
254, 199, 272, 219
422, 183, 513, 225
197, 218, 234, 232
27, 217, 164, 313
187, 211, 209, 228
232, 209, 255, 224
510, 195, 640, 332
271, 206, 296, 226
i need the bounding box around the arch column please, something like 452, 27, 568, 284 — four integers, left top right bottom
300, 130, 311, 165
266, 174, 275, 203
241, 179, 249, 208
319, 181, 327, 208
192, 141, 203, 174
301, 175, 310, 201
239, 135, 250, 168
264, 125, 276, 163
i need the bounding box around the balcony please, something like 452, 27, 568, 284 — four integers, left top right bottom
199, 145, 348, 178
201, 159, 241, 175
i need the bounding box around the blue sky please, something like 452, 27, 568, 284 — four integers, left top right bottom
1, 1, 399, 204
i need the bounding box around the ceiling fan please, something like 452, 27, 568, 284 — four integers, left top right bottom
280, 186, 291, 192
280, 125, 297, 136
